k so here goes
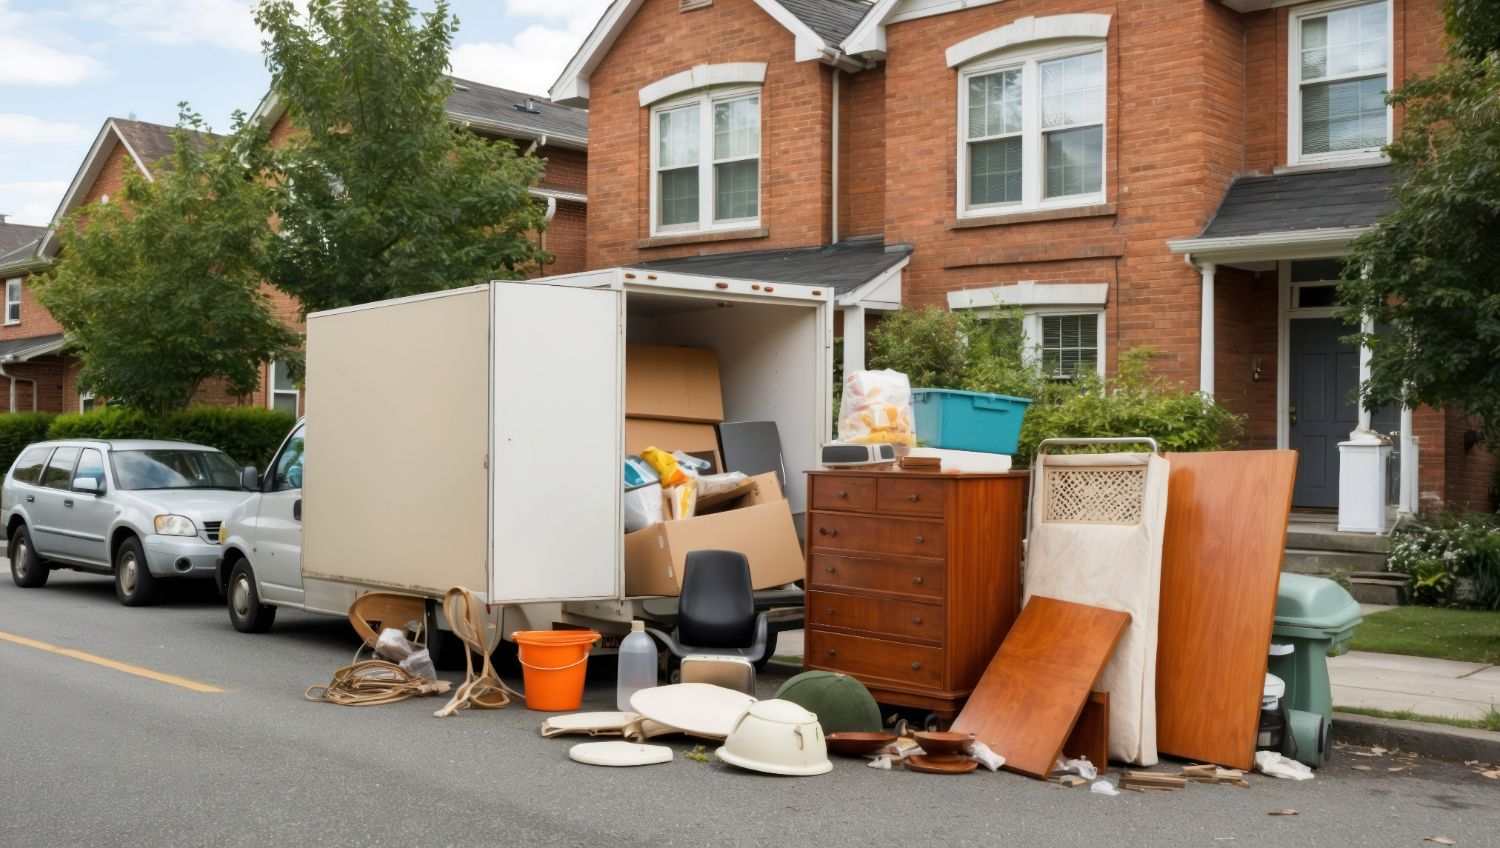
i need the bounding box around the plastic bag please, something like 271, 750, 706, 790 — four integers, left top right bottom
1254, 750, 1314, 781
375, 626, 418, 661
1065, 757, 1099, 780
400, 648, 437, 682
695, 471, 749, 498
970, 741, 1006, 772
1090, 779, 1120, 796
641, 447, 688, 486
624, 455, 658, 489
838, 369, 916, 447
624, 483, 664, 532
667, 482, 697, 520
672, 450, 712, 475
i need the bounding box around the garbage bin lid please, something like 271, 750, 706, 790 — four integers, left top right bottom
1274, 574, 1363, 634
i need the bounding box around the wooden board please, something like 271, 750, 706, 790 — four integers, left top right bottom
1156, 450, 1298, 770
950, 596, 1130, 780
1063, 691, 1109, 768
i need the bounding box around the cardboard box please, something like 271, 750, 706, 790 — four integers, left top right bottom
626, 344, 724, 423
625, 417, 719, 457
624, 472, 804, 597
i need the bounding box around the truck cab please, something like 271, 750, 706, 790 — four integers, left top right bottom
218, 421, 306, 631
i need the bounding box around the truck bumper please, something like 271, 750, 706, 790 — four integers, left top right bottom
143, 535, 222, 578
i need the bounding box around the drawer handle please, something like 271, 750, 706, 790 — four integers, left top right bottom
828, 648, 838, 657
912, 576, 924, 585
819, 527, 838, 538
826, 607, 836, 615
911, 661, 922, 670
825, 565, 836, 574
836, 490, 848, 498
914, 535, 925, 544
907, 493, 919, 502
912, 616, 923, 625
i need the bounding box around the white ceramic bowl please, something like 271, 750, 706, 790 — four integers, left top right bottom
716, 699, 833, 776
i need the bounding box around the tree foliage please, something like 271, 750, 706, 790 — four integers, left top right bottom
255, 0, 550, 313
1341, 0, 1500, 439
36, 110, 302, 416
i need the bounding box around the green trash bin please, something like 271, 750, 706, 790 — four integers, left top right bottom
1269, 574, 1364, 724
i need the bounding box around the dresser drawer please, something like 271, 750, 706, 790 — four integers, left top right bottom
808, 553, 945, 600
808, 511, 946, 558
810, 475, 876, 512
807, 589, 943, 643
876, 477, 946, 517
807, 629, 944, 690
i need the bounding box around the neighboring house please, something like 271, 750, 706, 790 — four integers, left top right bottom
250, 76, 590, 277
552, 0, 1493, 514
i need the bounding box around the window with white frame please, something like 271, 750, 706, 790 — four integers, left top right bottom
1037, 312, 1100, 378
961, 45, 1105, 215
269, 359, 299, 415
5, 278, 20, 325
652, 90, 760, 234
1291, 0, 1390, 163
79, 392, 96, 413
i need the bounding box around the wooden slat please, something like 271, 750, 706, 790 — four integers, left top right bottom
1063, 691, 1110, 768
1155, 450, 1298, 770
950, 596, 1130, 780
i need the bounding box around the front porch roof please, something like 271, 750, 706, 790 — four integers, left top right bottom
627, 238, 911, 308
0, 333, 66, 362
1168, 164, 1397, 263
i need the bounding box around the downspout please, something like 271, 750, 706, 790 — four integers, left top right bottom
525, 134, 549, 156
831, 68, 840, 245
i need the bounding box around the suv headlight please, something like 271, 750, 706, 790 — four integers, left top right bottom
154, 514, 197, 536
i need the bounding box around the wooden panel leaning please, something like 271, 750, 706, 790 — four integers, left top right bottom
1155, 450, 1299, 770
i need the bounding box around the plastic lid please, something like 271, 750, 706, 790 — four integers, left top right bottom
1269, 643, 1295, 656
1275, 574, 1364, 632
631, 620, 644, 633
1264, 673, 1285, 699
747, 698, 818, 725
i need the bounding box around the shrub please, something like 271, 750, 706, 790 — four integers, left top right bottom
868, 306, 1037, 399
45, 406, 295, 469
0, 412, 58, 476
1387, 512, 1500, 609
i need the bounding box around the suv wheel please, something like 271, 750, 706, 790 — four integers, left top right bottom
114, 536, 157, 606
228, 560, 275, 633
9, 525, 48, 588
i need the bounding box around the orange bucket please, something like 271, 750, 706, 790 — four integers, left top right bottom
512, 630, 601, 711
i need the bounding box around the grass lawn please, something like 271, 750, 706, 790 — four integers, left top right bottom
1337, 705, 1500, 733
1350, 605, 1500, 665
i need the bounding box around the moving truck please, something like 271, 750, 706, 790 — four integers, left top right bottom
221, 271, 831, 651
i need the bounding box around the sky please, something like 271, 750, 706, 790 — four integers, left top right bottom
0, 0, 612, 227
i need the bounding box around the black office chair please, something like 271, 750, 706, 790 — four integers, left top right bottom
647, 550, 770, 671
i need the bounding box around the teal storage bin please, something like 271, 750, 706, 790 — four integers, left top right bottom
910, 389, 1033, 455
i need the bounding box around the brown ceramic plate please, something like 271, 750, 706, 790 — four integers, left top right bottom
825, 732, 898, 756
914, 731, 977, 756
906, 754, 979, 774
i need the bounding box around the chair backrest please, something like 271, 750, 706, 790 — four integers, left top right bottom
678, 550, 756, 649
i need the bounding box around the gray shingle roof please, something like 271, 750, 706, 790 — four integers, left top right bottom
1200, 164, 1397, 238
0, 222, 46, 263
628, 238, 910, 295
778, 0, 873, 45
110, 118, 214, 169
446, 77, 588, 144
0, 333, 65, 360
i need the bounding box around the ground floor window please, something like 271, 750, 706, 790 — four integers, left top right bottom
269, 359, 299, 416
79, 392, 96, 413
1022, 309, 1104, 379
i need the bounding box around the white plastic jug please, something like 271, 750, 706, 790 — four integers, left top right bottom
616, 620, 659, 711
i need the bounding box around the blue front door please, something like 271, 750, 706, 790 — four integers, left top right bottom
1288, 317, 1358, 508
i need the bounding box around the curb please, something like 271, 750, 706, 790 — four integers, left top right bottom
1333, 711, 1500, 764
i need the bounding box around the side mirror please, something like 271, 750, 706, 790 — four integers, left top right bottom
72, 477, 102, 495
241, 466, 260, 491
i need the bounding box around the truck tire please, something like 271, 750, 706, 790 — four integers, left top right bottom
9, 524, 47, 588
424, 601, 464, 671
114, 536, 158, 606
227, 560, 276, 633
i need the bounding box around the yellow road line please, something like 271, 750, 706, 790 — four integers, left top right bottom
0, 630, 222, 693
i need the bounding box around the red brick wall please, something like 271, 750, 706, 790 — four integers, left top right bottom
1213, 266, 1278, 448
839, 66, 885, 240
1443, 411, 1497, 512
584, 0, 833, 268
0, 273, 64, 340
542, 199, 588, 275
539, 145, 587, 194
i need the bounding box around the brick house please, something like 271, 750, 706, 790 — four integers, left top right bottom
551, 0, 1494, 515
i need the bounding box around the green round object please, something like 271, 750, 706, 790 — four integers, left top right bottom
773, 671, 883, 734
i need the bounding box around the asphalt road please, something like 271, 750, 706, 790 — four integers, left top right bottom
2, 568, 1495, 848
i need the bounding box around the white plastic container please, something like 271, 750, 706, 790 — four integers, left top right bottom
1263, 672, 1286, 711
617, 620, 659, 711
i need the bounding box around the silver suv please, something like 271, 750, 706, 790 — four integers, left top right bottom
3, 439, 254, 606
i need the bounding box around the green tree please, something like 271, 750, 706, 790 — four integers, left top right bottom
37, 111, 302, 417
255, 0, 550, 313
1341, 0, 1500, 439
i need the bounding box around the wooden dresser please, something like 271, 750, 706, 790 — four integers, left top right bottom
802, 468, 1027, 721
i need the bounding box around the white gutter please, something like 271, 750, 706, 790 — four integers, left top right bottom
1166, 226, 1368, 258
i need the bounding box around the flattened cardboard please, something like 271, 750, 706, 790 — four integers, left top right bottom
625, 418, 720, 461
626, 345, 724, 423
624, 472, 802, 596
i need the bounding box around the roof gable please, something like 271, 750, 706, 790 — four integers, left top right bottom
550, 0, 873, 106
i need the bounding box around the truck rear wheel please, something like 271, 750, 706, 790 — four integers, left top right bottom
228, 561, 276, 633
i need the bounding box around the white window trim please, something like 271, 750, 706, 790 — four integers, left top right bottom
79, 391, 96, 413
649, 86, 762, 238
4, 278, 20, 325
1024, 307, 1106, 379
639, 63, 767, 107
1286, 0, 1393, 168
947, 283, 1107, 378
268, 359, 300, 416
955, 39, 1108, 219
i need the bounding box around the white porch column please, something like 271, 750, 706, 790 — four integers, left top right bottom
1357, 314, 1375, 432
1199, 262, 1215, 395
1398, 403, 1415, 515
843, 304, 866, 374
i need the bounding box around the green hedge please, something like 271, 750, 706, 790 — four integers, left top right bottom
0, 412, 59, 478
42, 406, 296, 469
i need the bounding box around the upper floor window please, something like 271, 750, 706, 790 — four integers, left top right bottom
1291, 0, 1390, 164
652, 90, 760, 235
959, 45, 1106, 217
5, 278, 20, 325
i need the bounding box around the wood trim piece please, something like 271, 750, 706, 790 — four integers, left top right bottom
1155, 450, 1299, 771
636, 227, 769, 249
949, 203, 1117, 229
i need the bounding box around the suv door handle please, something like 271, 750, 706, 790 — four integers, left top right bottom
25, 495, 34, 503
293, 498, 302, 521
63, 499, 74, 508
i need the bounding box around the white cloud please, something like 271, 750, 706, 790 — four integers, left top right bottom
0, 2, 105, 85
0, 114, 91, 147
0, 180, 68, 226
95, 0, 262, 53
449, 0, 611, 96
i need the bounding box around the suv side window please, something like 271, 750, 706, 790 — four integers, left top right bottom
40, 447, 80, 489
271, 428, 305, 492
10, 445, 53, 486
73, 449, 105, 489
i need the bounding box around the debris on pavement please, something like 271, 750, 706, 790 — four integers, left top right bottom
1268, 809, 1298, 816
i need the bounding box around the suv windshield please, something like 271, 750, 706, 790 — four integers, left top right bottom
111, 450, 244, 491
